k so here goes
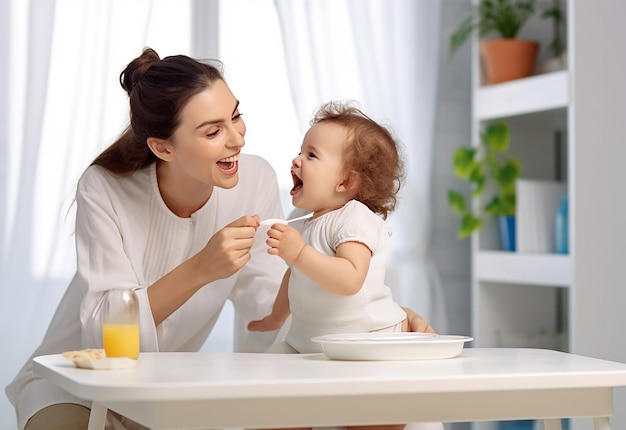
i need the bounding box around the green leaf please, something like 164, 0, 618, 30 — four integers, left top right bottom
501, 191, 516, 215
484, 192, 516, 216
452, 147, 477, 179
449, 15, 476, 58
484, 122, 510, 152
483, 196, 496, 213
494, 158, 521, 186
471, 173, 486, 197
448, 116, 521, 238
458, 213, 482, 238
448, 191, 468, 215
484, 196, 504, 216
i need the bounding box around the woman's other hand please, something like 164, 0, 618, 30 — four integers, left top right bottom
402, 307, 436, 334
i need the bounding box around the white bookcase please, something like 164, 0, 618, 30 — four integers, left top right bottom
471, 72, 571, 353
468, 1, 626, 430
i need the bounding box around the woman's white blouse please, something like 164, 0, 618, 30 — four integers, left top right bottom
5, 154, 286, 429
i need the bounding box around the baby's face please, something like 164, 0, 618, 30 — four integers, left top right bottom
290, 122, 351, 216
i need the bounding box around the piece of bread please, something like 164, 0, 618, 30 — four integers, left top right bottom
62, 348, 106, 360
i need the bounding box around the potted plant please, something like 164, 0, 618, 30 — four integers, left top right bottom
449, 0, 538, 85
537, 0, 567, 73
447, 122, 521, 250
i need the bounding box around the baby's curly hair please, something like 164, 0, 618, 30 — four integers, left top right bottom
311, 101, 406, 220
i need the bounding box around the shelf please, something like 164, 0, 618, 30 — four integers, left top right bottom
474, 70, 568, 121
473, 251, 572, 286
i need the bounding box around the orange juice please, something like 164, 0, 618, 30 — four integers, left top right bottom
102, 323, 140, 359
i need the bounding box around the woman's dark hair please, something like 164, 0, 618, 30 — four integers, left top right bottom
311, 101, 406, 220
91, 47, 224, 174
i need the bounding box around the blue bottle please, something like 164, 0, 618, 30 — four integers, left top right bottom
497, 420, 534, 430
554, 194, 568, 254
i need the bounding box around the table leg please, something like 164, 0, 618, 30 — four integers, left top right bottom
593, 416, 610, 430
544, 419, 562, 430
87, 402, 108, 430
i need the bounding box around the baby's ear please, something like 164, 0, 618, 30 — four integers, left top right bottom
336, 170, 360, 194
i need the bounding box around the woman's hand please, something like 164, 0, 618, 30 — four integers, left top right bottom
402, 307, 436, 334
196, 215, 260, 283
148, 215, 260, 326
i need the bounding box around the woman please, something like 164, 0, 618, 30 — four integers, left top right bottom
5, 48, 434, 430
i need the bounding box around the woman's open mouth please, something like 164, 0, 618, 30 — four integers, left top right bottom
290, 171, 303, 196
217, 154, 239, 174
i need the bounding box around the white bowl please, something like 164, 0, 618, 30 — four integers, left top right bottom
312, 333, 473, 361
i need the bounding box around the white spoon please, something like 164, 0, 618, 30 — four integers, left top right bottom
260, 213, 312, 226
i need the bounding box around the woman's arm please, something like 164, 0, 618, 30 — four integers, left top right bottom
147, 215, 260, 325
76, 168, 262, 346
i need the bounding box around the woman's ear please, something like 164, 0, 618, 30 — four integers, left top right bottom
147, 137, 175, 162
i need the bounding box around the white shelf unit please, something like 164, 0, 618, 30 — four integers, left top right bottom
471, 71, 572, 353
468, 1, 626, 430
470, 23, 572, 430
474, 70, 568, 120
473, 251, 571, 286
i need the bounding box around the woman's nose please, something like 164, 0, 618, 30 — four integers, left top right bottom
228, 124, 246, 148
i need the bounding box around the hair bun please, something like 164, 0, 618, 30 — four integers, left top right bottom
119, 47, 161, 96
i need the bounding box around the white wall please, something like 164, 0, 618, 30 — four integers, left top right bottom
571, 1, 626, 429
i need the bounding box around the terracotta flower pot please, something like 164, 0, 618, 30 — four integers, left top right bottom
480, 39, 539, 85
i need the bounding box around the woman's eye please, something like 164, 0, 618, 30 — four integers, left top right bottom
233, 112, 244, 121
206, 129, 220, 138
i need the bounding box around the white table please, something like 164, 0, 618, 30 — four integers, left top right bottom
33, 348, 626, 430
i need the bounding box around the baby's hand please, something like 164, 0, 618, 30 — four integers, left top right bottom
247, 315, 285, 332
266, 224, 306, 264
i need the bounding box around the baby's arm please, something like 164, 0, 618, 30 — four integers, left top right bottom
247, 269, 291, 331
267, 224, 370, 296
296, 241, 371, 295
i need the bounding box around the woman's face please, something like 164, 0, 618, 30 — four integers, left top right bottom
168, 79, 246, 190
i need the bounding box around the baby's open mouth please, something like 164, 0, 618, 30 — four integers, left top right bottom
291, 171, 303, 195
217, 154, 239, 172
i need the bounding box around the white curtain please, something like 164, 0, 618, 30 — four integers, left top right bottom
0, 1, 194, 428
1, 1, 447, 427
273, 0, 448, 333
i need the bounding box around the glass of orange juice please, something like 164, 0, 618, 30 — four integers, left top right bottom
102, 289, 140, 359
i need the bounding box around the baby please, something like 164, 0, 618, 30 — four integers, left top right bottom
249, 101, 409, 430
249, 100, 408, 355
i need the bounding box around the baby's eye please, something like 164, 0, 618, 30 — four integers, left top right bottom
308, 152, 317, 159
